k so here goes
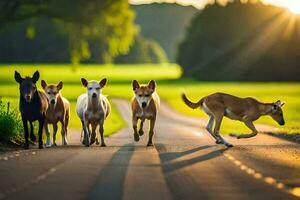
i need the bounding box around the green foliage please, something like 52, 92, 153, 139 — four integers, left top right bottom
132, 3, 198, 61
177, 1, 300, 81
0, 0, 137, 64
115, 36, 168, 64
0, 101, 23, 142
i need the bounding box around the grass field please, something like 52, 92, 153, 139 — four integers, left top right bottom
0, 64, 299, 136
0, 64, 182, 137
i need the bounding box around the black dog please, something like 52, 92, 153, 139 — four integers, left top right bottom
14, 71, 48, 149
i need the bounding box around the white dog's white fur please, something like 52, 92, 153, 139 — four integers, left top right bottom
76, 78, 110, 146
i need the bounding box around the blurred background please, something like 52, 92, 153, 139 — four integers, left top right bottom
0, 0, 300, 81
0, 0, 300, 142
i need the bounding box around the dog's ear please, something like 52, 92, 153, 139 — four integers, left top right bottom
57, 81, 63, 91
274, 100, 285, 108
41, 80, 47, 89
132, 80, 140, 91
99, 78, 107, 88
147, 80, 156, 92
81, 78, 88, 87
32, 71, 40, 83
14, 71, 24, 84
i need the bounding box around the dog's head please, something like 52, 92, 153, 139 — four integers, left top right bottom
81, 78, 107, 99
41, 80, 63, 106
270, 100, 285, 126
14, 70, 39, 103
132, 80, 156, 109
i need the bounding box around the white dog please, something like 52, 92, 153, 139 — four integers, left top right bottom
76, 78, 110, 147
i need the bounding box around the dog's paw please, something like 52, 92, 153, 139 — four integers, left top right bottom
215, 140, 223, 144
95, 138, 99, 145
38, 144, 44, 149
51, 143, 57, 147
229, 133, 239, 138
147, 142, 153, 147
206, 127, 212, 133
30, 134, 36, 142
138, 129, 144, 136
225, 143, 234, 148
101, 143, 106, 147
134, 133, 140, 142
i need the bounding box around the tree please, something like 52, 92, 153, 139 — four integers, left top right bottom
177, 1, 300, 81
0, 0, 137, 65
114, 36, 168, 64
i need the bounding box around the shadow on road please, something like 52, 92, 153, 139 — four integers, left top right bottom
158, 145, 226, 173
87, 144, 135, 200
156, 144, 227, 199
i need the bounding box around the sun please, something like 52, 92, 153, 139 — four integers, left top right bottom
279, 0, 300, 14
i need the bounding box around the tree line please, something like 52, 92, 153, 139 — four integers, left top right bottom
0, 0, 167, 64
177, 1, 300, 81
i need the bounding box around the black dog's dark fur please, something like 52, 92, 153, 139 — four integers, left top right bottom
14, 71, 48, 149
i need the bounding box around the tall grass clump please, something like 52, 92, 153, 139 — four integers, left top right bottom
0, 100, 23, 143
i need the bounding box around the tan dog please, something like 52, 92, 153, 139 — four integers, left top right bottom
182, 92, 285, 147
41, 80, 70, 147
131, 80, 160, 146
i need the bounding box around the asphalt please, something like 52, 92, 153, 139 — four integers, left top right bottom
0, 99, 299, 200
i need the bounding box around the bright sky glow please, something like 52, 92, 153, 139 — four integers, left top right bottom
130, 0, 300, 14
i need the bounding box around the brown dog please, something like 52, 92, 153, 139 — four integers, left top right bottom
41, 80, 70, 147
131, 80, 160, 146
182, 92, 285, 147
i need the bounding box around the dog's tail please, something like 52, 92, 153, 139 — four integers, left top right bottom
181, 93, 203, 109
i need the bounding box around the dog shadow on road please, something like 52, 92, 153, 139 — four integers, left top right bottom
157, 144, 227, 173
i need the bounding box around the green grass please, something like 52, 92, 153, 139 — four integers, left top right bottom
0, 64, 182, 136
0, 64, 299, 135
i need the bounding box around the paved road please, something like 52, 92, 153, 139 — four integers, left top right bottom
0, 99, 299, 200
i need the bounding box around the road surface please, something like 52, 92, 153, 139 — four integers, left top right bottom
0, 99, 299, 200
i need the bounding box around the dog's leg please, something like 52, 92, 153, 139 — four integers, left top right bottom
81, 119, 89, 146
29, 121, 36, 142
60, 120, 67, 145
132, 116, 139, 142
90, 123, 97, 145
44, 123, 51, 147
52, 123, 58, 146
206, 115, 222, 144
99, 121, 106, 147
239, 121, 258, 139
38, 116, 44, 149
65, 111, 69, 138
213, 114, 233, 148
22, 117, 29, 149
139, 119, 145, 136
147, 117, 156, 146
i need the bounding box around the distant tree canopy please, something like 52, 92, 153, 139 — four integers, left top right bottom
177, 1, 300, 81
132, 3, 198, 61
115, 36, 168, 64
0, 0, 137, 64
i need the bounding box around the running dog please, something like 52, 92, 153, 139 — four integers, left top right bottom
76, 78, 110, 147
14, 71, 48, 149
41, 80, 70, 147
182, 92, 285, 147
131, 80, 160, 146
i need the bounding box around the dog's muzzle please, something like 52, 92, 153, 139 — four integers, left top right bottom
92, 93, 97, 98
50, 99, 55, 104
142, 102, 147, 108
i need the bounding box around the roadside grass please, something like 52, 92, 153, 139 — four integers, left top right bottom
0, 64, 299, 135
0, 100, 23, 142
